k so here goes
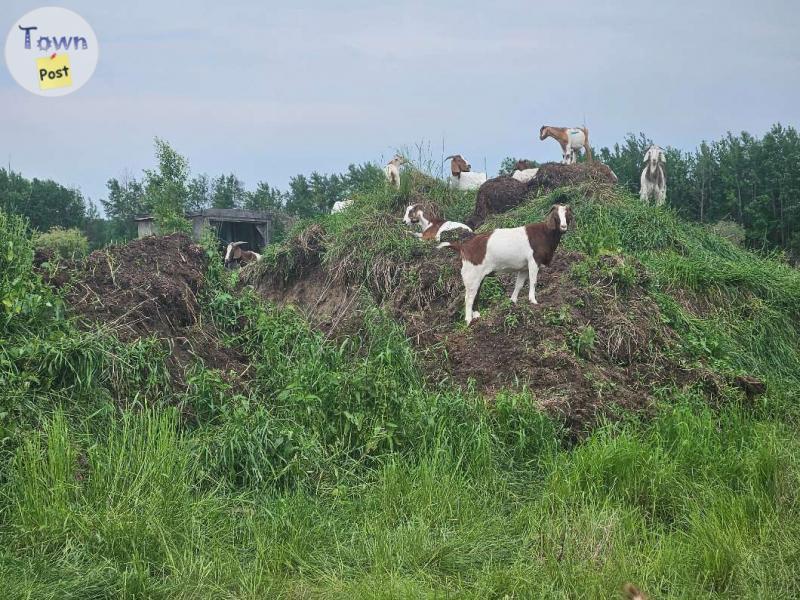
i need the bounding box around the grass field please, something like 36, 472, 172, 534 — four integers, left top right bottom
1, 174, 799, 598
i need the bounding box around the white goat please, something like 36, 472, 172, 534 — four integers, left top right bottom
640, 145, 666, 206
511, 168, 539, 183
444, 154, 487, 190
440, 204, 573, 324
332, 199, 354, 213
403, 203, 472, 242
224, 241, 262, 269
448, 171, 487, 191
384, 155, 405, 189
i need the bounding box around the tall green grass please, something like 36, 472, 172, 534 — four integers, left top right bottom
1, 179, 800, 599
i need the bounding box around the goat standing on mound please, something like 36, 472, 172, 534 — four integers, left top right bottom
224, 241, 262, 269
540, 125, 593, 164
403, 203, 472, 242
440, 204, 574, 324
640, 145, 666, 206
384, 155, 405, 189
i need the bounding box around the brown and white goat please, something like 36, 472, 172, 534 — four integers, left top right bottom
440, 204, 574, 324
539, 126, 593, 164
384, 155, 405, 189
403, 203, 472, 242
445, 154, 487, 190
224, 241, 262, 269
445, 154, 471, 178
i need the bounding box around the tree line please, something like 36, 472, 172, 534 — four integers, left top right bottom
596, 123, 800, 257
1, 125, 798, 258
99, 139, 385, 241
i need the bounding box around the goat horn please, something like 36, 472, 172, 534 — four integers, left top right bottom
444, 155, 457, 160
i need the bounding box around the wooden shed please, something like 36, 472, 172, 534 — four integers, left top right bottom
135, 209, 276, 251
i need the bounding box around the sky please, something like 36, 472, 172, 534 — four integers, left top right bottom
2, 0, 799, 207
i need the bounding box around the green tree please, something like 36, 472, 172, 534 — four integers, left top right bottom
0, 168, 86, 232
211, 174, 246, 209
101, 174, 145, 240
187, 174, 211, 212
143, 138, 191, 234
83, 201, 113, 248
245, 181, 285, 211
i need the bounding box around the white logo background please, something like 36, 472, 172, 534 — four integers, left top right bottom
5, 7, 99, 97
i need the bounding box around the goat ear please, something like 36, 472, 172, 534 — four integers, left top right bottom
547, 205, 559, 229
566, 206, 575, 229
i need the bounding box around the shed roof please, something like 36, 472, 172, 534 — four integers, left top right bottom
135, 208, 275, 222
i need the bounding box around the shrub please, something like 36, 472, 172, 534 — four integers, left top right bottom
709, 220, 746, 247
33, 227, 89, 259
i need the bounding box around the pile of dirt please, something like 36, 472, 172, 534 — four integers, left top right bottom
467, 162, 618, 229
421, 252, 689, 432
527, 161, 619, 196
38, 234, 248, 385
244, 224, 716, 433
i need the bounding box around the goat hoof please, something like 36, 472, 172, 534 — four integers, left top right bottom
473, 311, 480, 319
530, 299, 538, 305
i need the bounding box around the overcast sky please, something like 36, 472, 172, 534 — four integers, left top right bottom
2, 0, 799, 206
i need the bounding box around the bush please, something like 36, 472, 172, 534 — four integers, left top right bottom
33, 227, 89, 259
709, 220, 746, 247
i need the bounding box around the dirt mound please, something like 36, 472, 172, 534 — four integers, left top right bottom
245, 225, 707, 433
466, 177, 529, 229
426, 252, 686, 432
528, 162, 618, 196
40, 234, 248, 385
467, 162, 617, 229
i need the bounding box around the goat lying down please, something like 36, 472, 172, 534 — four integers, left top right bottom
403, 203, 472, 242
511, 168, 539, 183
224, 241, 262, 269
439, 204, 574, 324
449, 171, 487, 190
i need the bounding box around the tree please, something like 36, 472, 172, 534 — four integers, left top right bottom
244, 181, 285, 211
187, 174, 211, 212
282, 162, 384, 218
0, 168, 86, 232
142, 138, 191, 234
101, 173, 145, 240
83, 201, 113, 248
211, 173, 246, 209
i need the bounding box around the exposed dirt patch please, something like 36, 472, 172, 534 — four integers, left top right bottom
527, 161, 619, 196
425, 252, 690, 433
245, 224, 709, 434
467, 162, 618, 229
38, 234, 248, 387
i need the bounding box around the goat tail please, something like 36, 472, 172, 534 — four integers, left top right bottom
436, 241, 461, 252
